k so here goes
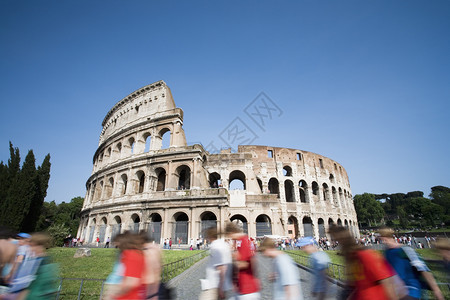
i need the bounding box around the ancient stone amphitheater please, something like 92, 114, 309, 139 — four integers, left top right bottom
78, 80, 358, 244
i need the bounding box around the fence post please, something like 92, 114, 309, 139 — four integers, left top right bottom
77, 279, 84, 300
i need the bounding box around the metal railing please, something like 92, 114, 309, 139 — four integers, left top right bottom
55, 250, 209, 300
286, 251, 347, 282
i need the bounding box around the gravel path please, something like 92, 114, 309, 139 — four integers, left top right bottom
167, 253, 342, 300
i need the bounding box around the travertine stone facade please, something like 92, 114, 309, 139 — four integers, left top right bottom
78, 80, 358, 244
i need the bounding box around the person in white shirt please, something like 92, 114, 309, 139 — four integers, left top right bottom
199, 227, 233, 300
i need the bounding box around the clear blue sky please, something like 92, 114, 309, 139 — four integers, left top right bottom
1, 1, 449, 203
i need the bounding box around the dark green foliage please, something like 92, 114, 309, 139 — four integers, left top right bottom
356, 186, 449, 229
0, 142, 51, 232
354, 193, 385, 226
37, 197, 84, 237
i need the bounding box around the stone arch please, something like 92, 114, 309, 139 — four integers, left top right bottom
136, 170, 145, 194
256, 214, 272, 237
111, 216, 122, 239
302, 216, 313, 237
143, 132, 152, 152
287, 216, 299, 238
148, 213, 162, 243
176, 165, 191, 190
131, 213, 141, 232
159, 127, 171, 149
200, 211, 217, 238
99, 217, 107, 243
344, 219, 349, 228
229, 170, 246, 190
120, 174, 128, 195
332, 186, 338, 205
106, 177, 114, 198
299, 180, 308, 203
283, 165, 292, 176
173, 212, 189, 244
311, 181, 319, 197
318, 218, 326, 237
284, 179, 295, 202
230, 214, 248, 234
209, 172, 221, 188
329, 173, 335, 183
322, 183, 329, 201
115, 142, 122, 159
268, 178, 280, 197
328, 218, 334, 226
128, 137, 136, 155
339, 187, 344, 208
155, 167, 166, 191
337, 218, 342, 226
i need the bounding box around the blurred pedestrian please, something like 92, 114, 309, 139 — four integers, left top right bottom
298, 237, 330, 300
260, 238, 302, 300
379, 227, 444, 300
111, 232, 146, 300
102, 233, 125, 300
225, 222, 260, 300
140, 233, 167, 300
199, 227, 233, 300
6, 233, 31, 284
329, 225, 397, 300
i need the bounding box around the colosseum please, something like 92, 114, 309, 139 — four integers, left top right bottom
77, 80, 359, 245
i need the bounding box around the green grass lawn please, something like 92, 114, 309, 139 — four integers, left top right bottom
47, 248, 207, 299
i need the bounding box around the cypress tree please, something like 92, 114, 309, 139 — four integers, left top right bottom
7, 150, 37, 231
0, 162, 7, 218
0, 143, 20, 226
22, 154, 51, 232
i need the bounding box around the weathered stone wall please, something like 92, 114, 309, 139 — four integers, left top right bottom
78, 81, 358, 244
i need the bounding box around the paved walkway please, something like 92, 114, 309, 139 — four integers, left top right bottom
167, 253, 342, 300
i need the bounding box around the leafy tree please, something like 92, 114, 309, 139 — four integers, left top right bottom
354, 193, 385, 226
46, 223, 70, 247
430, 186, 450, 215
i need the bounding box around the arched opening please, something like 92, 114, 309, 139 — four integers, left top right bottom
99, 217, 107, 243
339, 187, 344, 208
312, 181, 319, 197
229, 170, 246, 190
209, 172, 221, 188
112, 216, 122, 239
337, 218, 342, 226
322, 183, 329, 201
284, 180, 295, 202
131, 214, 140, 233
155, 168, 166, 191
200, 211, 217, 238
106, 177, 114, 198
148, 213, 162, 244
282, 166, 292, 176
116, 142, 122, 159
230, 214, 248, 234
136, 171, 145, 193
268, 178, 280, 197
173, 212, 189, 244
344, 219, 349, 228
318, 218, 326, 237
89, 218, 96, 243
121, 174, 128, 195
176, 165, 191, 190
332, 186, 338, 205
328, 218, 334, 226
329, 173, 335, 183
160, 128, 171, 149
302, 216, 313, 237
287, 216, 299, 239
256, 214, 272, 237
299, 180, 308, 203
129, 137, 136, 154
144, 133, 151, 152
257, 178, 263, 193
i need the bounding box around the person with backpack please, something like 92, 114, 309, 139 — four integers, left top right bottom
379, 227, 444, 300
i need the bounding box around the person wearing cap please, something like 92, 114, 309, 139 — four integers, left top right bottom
6, 233, 31, 283
298, 237, 330, 300
260, 238, 302, 300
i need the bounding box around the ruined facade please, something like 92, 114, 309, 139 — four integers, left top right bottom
78, 80, 358, 244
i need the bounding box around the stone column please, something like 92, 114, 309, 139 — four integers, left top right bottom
162, 209, 170, 244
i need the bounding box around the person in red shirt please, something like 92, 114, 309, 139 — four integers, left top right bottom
225, 222, 260, 299
329, 225, 397, 300
113, 232, 146, 300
